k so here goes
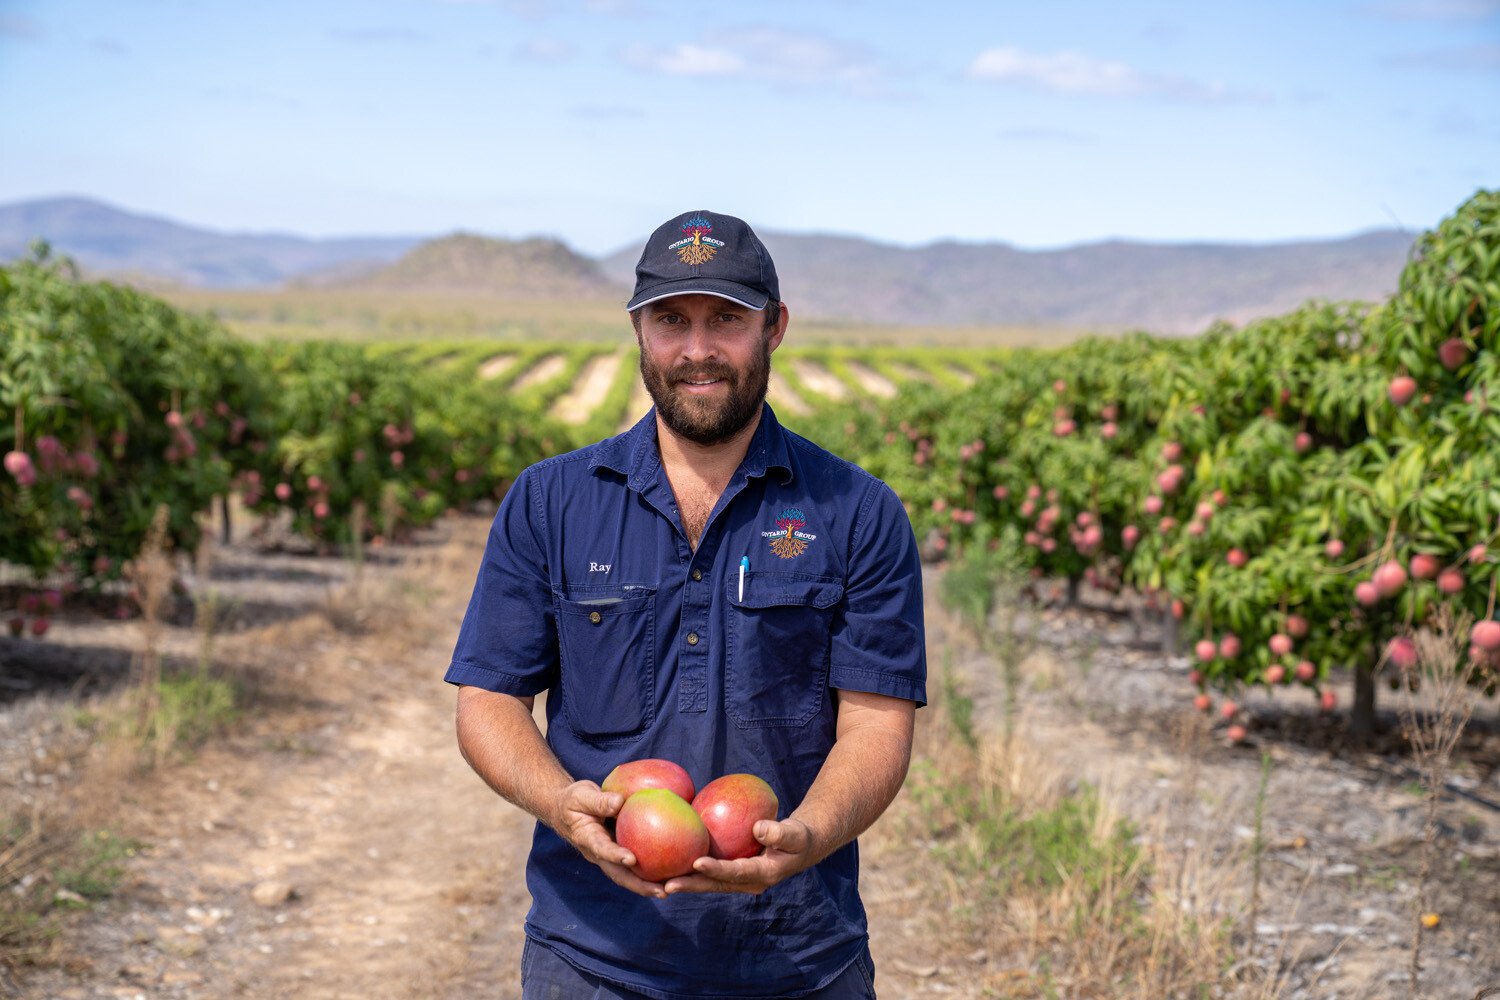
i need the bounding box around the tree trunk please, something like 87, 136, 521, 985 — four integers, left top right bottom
1160, 608, 1179, 658
1066, 574, 1081, 607
220, 494, 233, 546
1350, 659, 1378, 739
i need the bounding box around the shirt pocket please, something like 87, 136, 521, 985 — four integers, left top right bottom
726, 573, 844, 728
555, 587, 656, 742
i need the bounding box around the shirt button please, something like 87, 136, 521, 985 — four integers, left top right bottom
691, 569, 702, 581
589, 611, 602, 624
686, 632, 699, 646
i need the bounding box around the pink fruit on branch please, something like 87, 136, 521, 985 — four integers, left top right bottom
1438, 338, 1469, 371
1409, 553, 1440, 580
1473, 620, 1500, 653
1385, 636, 1418, 670
1436, 568, 1464, 594
4, 450, 36, 486
1388, 376, 1418, 406
1373, 561, 1407, 598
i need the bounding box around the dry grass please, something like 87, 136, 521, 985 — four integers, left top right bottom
1397, 606, 1487, 1000
876, 677, 1242, 999
0, 512, 484, 980
877, 547, 1253, 998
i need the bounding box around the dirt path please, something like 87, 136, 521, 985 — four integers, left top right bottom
551, 351, 625, 426
509, 355, 565, 394
787, 359, 849, 403
843, 361, 897, 400
6, 526, 1499, 999
924, 590, 1500, 1000
478, 353, 518, 382
8, 520, 535, 999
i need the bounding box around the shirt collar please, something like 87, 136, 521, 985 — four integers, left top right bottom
591, 403, 794, 490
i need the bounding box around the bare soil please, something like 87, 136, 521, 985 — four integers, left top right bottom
2, 522, 1498, 999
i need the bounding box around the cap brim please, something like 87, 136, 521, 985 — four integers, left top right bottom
626, 277, 770, 312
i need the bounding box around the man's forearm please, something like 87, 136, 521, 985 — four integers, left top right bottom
786, 691, 915, 866
455, 685, 574, 831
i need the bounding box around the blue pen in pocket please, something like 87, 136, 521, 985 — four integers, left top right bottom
738, 556, 748, 602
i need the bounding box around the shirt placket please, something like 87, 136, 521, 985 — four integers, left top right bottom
678, 531, 715, 714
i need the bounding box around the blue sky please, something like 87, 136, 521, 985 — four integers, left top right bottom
1, 0, 1496, 254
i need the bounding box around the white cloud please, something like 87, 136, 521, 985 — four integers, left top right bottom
970, 47, 1146, 96
625, 42, 746, 77
967, 46, 1265, 104
623, 28, 890, 95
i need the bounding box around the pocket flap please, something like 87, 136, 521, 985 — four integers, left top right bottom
557, 586, 654, 617
732, 573, 844, 610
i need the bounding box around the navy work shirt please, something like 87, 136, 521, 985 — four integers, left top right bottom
445, 404, 926, 1000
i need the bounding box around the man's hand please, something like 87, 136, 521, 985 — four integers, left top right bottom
661, 817, 818, 896
551, 780, 669, 899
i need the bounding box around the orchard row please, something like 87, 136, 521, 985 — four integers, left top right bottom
799, 190, 1500, 734
0, 251, 558, 610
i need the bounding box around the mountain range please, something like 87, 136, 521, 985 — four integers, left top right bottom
1, 196, 1417, 335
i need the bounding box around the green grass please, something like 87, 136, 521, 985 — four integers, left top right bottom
54, 830, 141, 903
909, 757, 1141, 904
1, 821, 142, 967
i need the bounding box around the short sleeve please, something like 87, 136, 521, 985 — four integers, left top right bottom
444, 467, 559, 695
828, 480, 927, 706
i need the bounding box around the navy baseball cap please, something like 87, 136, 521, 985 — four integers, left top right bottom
626, 210, 780, 312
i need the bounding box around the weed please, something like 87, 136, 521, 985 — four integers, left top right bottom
940, 650, 977, 753
1398, 606, 1483, 1000
53, 830, 140, 902
1248, 749, 1274, 943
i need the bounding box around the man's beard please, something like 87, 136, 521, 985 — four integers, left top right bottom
639, 338, 772, 446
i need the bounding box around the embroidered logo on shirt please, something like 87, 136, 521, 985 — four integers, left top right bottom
668, 216, 726, 266
762, 507, 817, 559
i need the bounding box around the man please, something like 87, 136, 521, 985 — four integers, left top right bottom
446, 210, 926, 999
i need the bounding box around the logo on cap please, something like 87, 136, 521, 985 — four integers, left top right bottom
668, 216, 727, 266
763, 507, 817, 560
